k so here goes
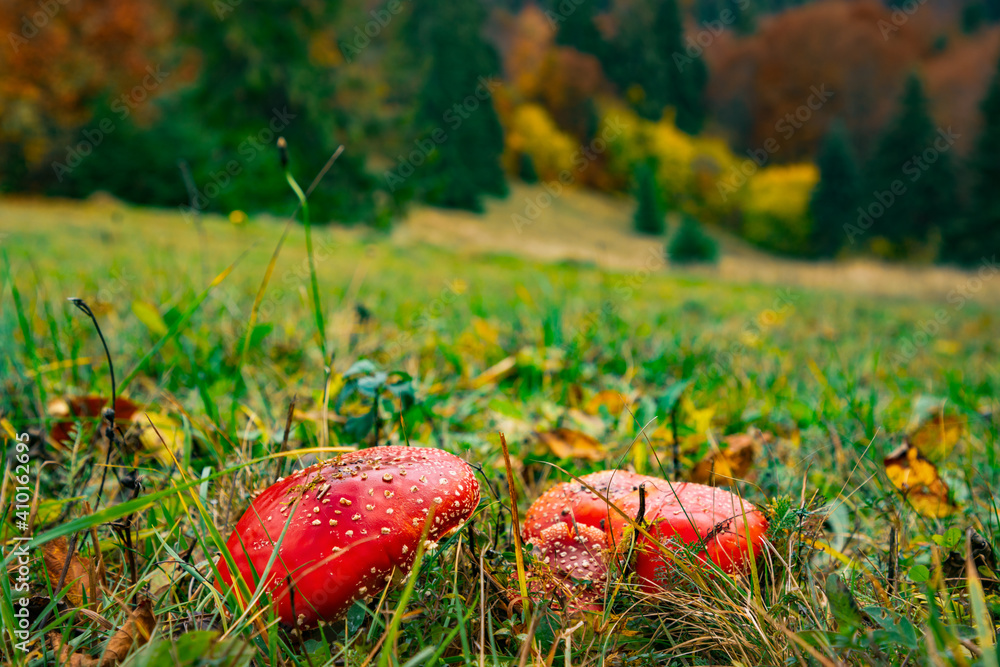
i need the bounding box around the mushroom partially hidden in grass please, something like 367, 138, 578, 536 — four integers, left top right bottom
523, 472, 768, 606
215, 446, 480, 628
523, 470, 661, 540
610, 483, 769, 590
523, 522, 609, 612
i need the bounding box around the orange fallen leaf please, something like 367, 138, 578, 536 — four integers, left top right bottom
691, 431, 770, 486
884, 441, 958, 518
535, 428, 605, 462
43, 537, 98, 609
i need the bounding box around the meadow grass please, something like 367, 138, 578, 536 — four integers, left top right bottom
1, 195, 998, 665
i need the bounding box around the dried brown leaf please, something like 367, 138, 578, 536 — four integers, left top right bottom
102, 599, 156, 665
690, 431, 771, 486
43, 537, 97, 608
49, 632, 100, 667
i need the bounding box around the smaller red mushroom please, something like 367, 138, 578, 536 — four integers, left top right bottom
523, 522, 609, 612
523, 470, 661, 540
612, 483, 769, 590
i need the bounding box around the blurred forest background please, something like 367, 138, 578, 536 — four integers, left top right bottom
2, 0, 999, 264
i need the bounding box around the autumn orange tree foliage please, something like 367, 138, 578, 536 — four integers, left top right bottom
705, 0, 930, 162
494, 5, 613, 189
0, 0, 176, 185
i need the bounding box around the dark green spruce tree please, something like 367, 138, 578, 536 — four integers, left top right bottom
555, 0, 605, 58
410, 0, 507, 211
652, 0, 707, 133
668, 213, 718, 263
942, 57, 1000, 265
809, 120, 860, 258
633, 163, 666, 235
864, 73, 959, 254
605, 0, 706, 133
54, 0, 383, 223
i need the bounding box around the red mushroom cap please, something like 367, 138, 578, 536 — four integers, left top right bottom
613, 483, 769, 589
524, 522, 609, 612
523, 470, 661, 541
215, 446, 480, 627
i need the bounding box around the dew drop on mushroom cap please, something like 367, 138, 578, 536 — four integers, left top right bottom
215, 446, 480, 628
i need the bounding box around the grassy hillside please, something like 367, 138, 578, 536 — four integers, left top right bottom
1, 196, 999, 665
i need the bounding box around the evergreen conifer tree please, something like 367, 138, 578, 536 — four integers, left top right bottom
809, 120, 860, 258
668, 214, 719, 263
864, 73, 958, 254
651, 0, 707, 133
555, 0, 605, 58
942, 57, 1000, 265
413, 0, 507, 211
633, 163, 666, 235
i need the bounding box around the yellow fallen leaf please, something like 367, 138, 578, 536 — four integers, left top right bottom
467, 356, 517, 389
933, 339, 961, 356
584, 390, 632, 417
535, 428, 605, 462
681, 397, 715, 434
132, 412, 186, 465
472, 317, 500, 346
131, 301, 168, 337
907, 408, 964, 461
884, 442, 958, 518
564, 408, 606, 434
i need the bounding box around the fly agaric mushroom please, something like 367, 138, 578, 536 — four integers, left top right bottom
523, 522, 609, 612
215, 446, 480, 628
611, 482, 768, 589
523, 470, 661, 540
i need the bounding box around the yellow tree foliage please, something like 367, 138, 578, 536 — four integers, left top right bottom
506, 104, 578, 182
603, 104, 743, 222
741, 164, 819, 255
